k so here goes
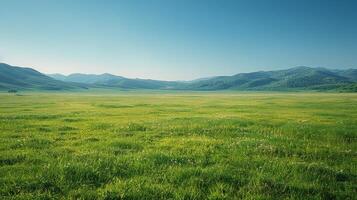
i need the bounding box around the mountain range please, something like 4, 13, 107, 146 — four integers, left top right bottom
48, 73, 181, 89
1, 63, 356, 92
0, 63, 87, 90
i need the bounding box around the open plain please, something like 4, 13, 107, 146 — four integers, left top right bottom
0, 92, 356, 199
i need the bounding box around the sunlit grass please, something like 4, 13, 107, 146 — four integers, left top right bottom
0, 92, 356, 199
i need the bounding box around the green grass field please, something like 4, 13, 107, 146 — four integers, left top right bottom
0, 92, 356, 199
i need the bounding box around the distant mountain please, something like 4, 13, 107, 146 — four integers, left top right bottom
46, 73, 68, 81
48, 73, 125, 84
333, 69, 357, 82
48, 73, 182, 89
1, 63, 357, 91
182, 66, 356, 91
179, 76, 219, 83
0, 63, 86, 90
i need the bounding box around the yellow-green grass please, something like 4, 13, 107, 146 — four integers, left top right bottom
0, 92, 356, 199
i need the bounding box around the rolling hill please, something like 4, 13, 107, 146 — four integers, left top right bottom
182, 66, 356, 91
48, 73, 182, 89
333, 69, 357, 82
0, 63, 86, 91
1, 62, 356, 91
48, 73, 124, 84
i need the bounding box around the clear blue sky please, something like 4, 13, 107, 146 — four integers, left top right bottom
1, 0, 356, 80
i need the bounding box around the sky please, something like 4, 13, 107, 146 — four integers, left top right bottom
0, 0, 357, 80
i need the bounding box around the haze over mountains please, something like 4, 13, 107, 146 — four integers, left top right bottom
48, 73, 181, 89
1, 63, 356, 92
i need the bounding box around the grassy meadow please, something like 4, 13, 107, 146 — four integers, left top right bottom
0, 92, 356, 199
